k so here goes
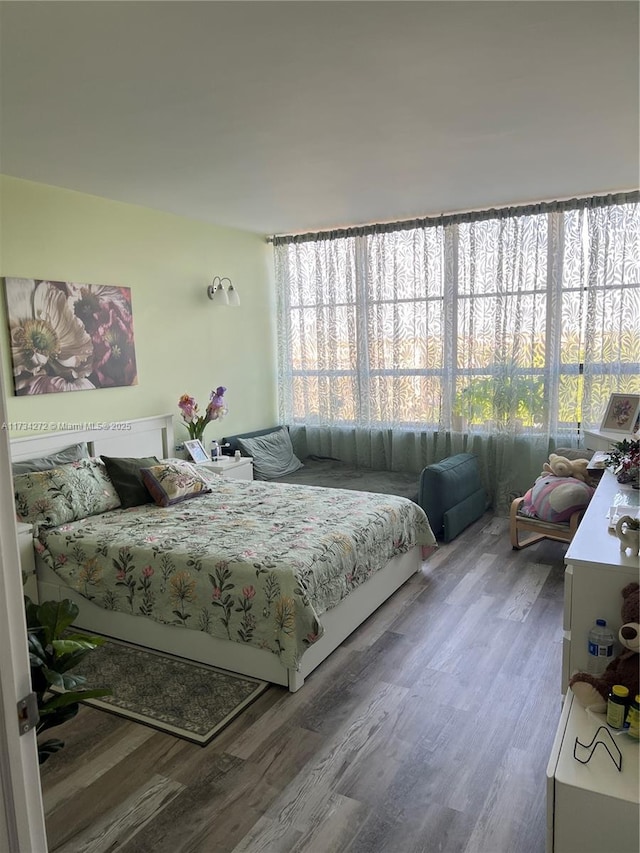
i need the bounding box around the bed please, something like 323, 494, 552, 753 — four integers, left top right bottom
10, 414, 436, 692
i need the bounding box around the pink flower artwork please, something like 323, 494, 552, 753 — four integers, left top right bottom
4, 277, 138, 395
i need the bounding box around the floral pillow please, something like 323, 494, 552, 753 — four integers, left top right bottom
14, 458, 121, 527
140, 461, 211, 507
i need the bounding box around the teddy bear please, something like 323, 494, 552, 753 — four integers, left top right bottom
543, 453, 591, 484
569, 582, 639, 709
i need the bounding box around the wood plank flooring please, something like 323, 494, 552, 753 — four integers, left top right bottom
40, 513, 567, 853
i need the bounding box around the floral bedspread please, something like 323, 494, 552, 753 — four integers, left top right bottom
35, 477, 435, 669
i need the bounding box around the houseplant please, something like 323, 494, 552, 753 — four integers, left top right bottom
25, 596, 110, 764
453, 362, 544, 430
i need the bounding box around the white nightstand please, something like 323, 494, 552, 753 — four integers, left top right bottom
200, 455, 253, 481
16, 521, 38, 602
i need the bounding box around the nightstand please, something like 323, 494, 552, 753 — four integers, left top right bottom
16, 521, 38, 602
200, 455, 253, 481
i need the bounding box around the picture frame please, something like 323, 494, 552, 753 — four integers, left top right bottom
3, 277, 138, 395
184, 439, 210, 464
599, 393, 640, 434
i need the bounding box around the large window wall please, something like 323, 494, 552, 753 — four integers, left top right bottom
276, 195, 639, 441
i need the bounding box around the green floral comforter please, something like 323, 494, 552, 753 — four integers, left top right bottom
35, 477, 435, 669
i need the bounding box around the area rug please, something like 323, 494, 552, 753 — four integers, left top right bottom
70, 638, 269, 745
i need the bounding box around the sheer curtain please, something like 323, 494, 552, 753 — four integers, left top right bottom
275, 194, 640, 511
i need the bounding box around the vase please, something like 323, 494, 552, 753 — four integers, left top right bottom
616, 464, 639, 488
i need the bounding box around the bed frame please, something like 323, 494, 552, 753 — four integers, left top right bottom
10, 414, 422, 692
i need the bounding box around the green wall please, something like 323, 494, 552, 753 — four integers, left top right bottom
0, 176, 277, 446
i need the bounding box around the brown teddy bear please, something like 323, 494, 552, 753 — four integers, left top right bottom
569, 582, 639, 708
543, 453, 591, 484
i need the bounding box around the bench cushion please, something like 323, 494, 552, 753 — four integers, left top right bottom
418, 453, 487, 542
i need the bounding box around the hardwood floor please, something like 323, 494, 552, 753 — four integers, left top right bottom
40, 514, 567, 853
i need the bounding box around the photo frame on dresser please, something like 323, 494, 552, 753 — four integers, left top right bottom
184, 439, 209, 464
600, 393, 640, 434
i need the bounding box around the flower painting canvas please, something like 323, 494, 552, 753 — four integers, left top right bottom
3, 278, 138, 395
600, 393, 640, 434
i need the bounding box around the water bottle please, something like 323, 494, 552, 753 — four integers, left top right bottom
210, 440, 219, 461
587, 619, 615, 675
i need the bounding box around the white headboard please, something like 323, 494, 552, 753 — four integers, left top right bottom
9, 413, 175, 463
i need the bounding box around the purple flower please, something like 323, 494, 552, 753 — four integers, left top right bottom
207, 386, 228, 420
178, 385, 228, 440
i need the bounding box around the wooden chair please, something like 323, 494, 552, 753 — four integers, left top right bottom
510, 447, 593, 550
509, 497, 584, 550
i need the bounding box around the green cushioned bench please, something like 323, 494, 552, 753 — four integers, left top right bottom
418, 452, 488, 543
222, 428, 420, 500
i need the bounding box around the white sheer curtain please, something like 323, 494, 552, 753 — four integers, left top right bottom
275, 195, 640, 511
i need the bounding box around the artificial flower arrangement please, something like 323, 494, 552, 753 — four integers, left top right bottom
178, 386, 227, 441
605, 437, 640, 488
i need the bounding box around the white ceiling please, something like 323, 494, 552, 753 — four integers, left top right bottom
1, 1, 638, 236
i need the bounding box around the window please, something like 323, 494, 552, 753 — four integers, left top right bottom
276, 195, 640, 441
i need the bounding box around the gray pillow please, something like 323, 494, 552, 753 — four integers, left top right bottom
100, 455, 160, 508
12, 442, 89, 476
237, 428, 303, 480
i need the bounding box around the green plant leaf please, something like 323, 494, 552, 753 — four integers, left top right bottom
37, 704, 79, 733
27, 595, 109, 765
63, 633, 106, 646
37, 738, 65, 765
52, 638, 104, 655
24, 596, 40, 628
35, 599, 79, 645
53, 649, 98, 674
27, 633, 47, 665
60, 672, 88, 691
40, 688, 111, 713
42, 667, 65, 689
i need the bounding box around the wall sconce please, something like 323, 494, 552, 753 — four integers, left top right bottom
207, 276, 240, 307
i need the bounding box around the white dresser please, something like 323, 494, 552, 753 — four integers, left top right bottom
561, 469, 639, 692
546, 469, 640, 853
200, 455, 253, 481
583, 427, 639, 452
546, 692, 639, 853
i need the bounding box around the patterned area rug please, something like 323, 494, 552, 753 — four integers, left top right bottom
71, 638, 269, 745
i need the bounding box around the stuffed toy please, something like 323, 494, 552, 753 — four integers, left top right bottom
543, 453, 591, 484
521, 475, 594, 523
569, 582, 640, 709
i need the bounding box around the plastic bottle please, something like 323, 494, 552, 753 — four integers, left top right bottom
627, 695, 640, 739
210, 440, 219, 461
607, 685, 629, 729
587, 619, 615, 675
